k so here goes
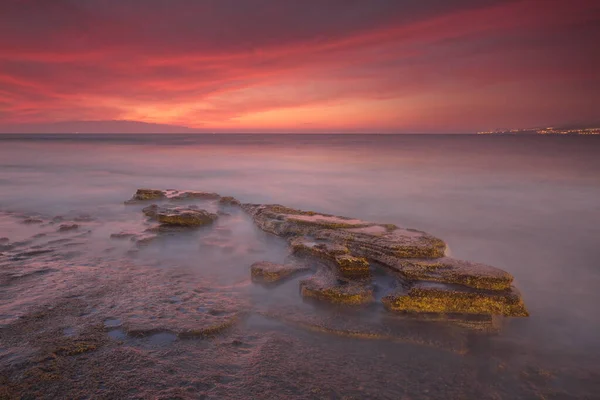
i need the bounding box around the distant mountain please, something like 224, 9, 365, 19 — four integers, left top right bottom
0, 120, 202, 134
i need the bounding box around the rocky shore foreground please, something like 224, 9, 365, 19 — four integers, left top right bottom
127, 188, 529, 319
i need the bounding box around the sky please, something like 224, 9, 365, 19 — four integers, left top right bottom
0, 0, 599, 133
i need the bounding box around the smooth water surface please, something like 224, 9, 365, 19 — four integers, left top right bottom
1, 134, 599, 399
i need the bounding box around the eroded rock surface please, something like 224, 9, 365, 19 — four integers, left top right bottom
299, 270, 373, 305
143, 204, 218, 227
126, 188, 528, 319
382, 283, 529, 317
250, 261, 309, 283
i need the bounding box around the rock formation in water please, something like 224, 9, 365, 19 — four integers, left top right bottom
250, 261, 309, 283
126, 189, 529, 318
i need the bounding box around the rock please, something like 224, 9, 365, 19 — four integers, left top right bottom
58, 224, 79, 232
250, 261, 309, 283
315, 227, 446, 260
125, 188, 165, 203
142, 204, 159, 218
381, 283, 529, 317
299, 271, 373, 305
132, 234, 158, 246
110, 231, 138, 239
0, 237, 9, 243
143, 204, 218, 227
334, 255, 371, 278
219, 196, 241, 206
22, 218, 43, 224
390, 257, 514, 290
170, 191, 221, 201
243, 204, 374, 237
124, 189, 529, 321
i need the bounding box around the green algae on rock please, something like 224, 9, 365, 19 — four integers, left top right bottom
381, 283, 529, 317
250, 261, 310, 283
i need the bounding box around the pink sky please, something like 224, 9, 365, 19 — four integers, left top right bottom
0, 0, 598, 133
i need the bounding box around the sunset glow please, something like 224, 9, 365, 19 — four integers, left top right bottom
1, 0, 598, 133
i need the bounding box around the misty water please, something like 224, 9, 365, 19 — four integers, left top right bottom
1, 134, 599, 399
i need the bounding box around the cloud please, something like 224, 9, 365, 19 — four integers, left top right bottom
0, 0, 598, 131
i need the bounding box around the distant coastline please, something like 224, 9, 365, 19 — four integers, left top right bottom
477, 126, 600, 135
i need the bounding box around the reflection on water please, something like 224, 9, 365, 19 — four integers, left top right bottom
1, 134, 600, 398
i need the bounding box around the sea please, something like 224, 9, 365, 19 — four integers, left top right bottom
1, 133, 599, 399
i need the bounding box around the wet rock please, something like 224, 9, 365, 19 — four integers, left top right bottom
142, 204, 159, 218
299, 271, 374, 305
73, 214, 95, 222
125, 188, 166, 204
132, 234, 158, 246
22, 218, 43, 224
391, 257, 514, 290
142, 204, 217, 227
244, 204, 374, 237
169, 191, 221, 201
219, 196, 241, 206
315, 227, 446, 260
250, 261, 309, 283
381, 283, 529, 317
334, 255, 371, 278
58, 224, 79, 232
157, 207, 218, 227
0, 237, 10, 243
110, 231, 138, 239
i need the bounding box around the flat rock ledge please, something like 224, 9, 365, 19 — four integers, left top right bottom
250, 261, 309, 283
126, 189, 529, 318
142, 204, 218, 227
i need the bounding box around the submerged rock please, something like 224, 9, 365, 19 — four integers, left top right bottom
382, 283, 529, 317
250, 261, 309, 283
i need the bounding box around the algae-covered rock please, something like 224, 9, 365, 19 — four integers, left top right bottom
124, 189, 529, 321
334, 254, 371, 278
244, 204, 374, 237
392, 257, 514, 290
126, 188, 165, 203
157, 208, 217, 227
250, 261, 309, 283
315, 227, 446, 260
170, 191, 221, 201
219, 196, 241, 206
299, 271, 373, 305
143, 204, 218, 227
382, 283, 528, 317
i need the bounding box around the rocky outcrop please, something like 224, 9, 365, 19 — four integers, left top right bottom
299, 270, 373, 305
142, 204, 218, 227
250, 261, 309, 283
126, 189, 529, 319
125, 188, 165, 203
382, 283, 528, 317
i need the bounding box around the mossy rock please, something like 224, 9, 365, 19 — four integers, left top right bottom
126, 188, 165, 203
382, 283, 529, 317
300, 272, 373, 305
394, 257, 514, 290
250, 261, 309, 283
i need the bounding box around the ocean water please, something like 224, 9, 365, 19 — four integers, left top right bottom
1, 134, 599, 399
